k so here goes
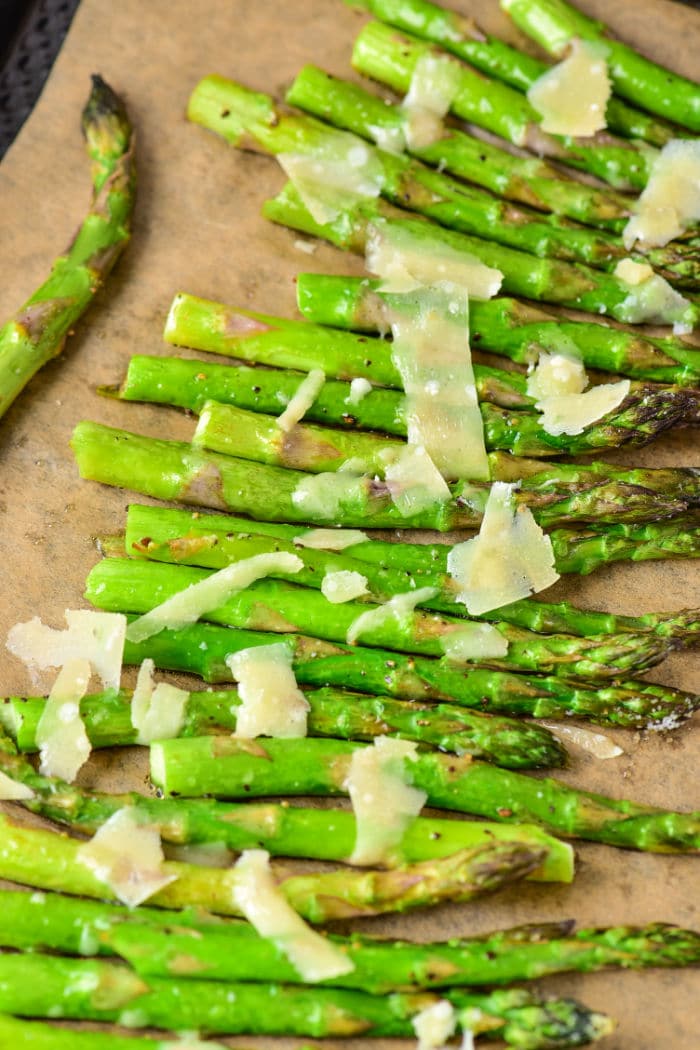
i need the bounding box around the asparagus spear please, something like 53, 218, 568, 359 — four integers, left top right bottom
118, 616, 699, 729
0, 811, 535, 920
286, 64, 633, 231
0, 952, 614, 1047
188, 76, 696, 281
296, 273, 700, 387
0, 76, 135, 421
502, 0, 700, 133
352, 20, 653, 191
2, 680, 567, 768
84, 556, 676, 682
345, 0, 678, 146
0, 1015, 233, 1050
3, 888, 699, 992
551, 518, 700, 575
73, 420, 696, 530
109, 352, 696, 458
123, 503, 700, 642
151, 734, 700, 853
263, 183, 697, 327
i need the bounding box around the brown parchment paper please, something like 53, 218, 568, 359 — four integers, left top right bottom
0, 0, 698, 1046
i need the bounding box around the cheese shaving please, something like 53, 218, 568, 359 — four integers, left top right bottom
293, 528, 369, 551
7, 610, 126, 691
526, 352, 586, 400
527, 351, 630, 436
541, 722, 624, 759
441, 622, 509, 663
346, 377, 373, 405
402, 53, 462, 149
613, 258, 692, 328
277, 134, 384, 224
412, 1000, 457, 1050
130, 659, 189, 745
447, 482, 558, 615
277, 369, 326, 432
291, 472, 367, 521
344, 737, 427, 865
383, 444, 451, 516
77, 807, 178, 907
126, 552, 303, 643
347, 586, 438, 645
623, 139, 700, 249
321, 570, 369, 604
232, 849, 355, 981
226, 643, 309, 739
0, 771, 34, 801
527, 38, 611, 137
35, 658, 92, 782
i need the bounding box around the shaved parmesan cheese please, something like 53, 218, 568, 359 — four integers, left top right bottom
278, 134, 383, 224
346, 377, 373, 405
126, 553, 303, 644
0, 770, 34, 800
441, 622, 509, 663
347, 586, 438, 645
541, 722, 624, 759
413, 1000, 457, 1050
613, 259, 692, 328
526, 352, 586, 401
232, 849, 354, 980
366, 221, 502, 299
345, 737, 426, 865
293, 238, 317, 255
77, 807, 177, 907
36, 658, 92, 782
277, 369, 325, 432
527, 39, 610, 137
447, 482, 558, 615
368, 122, 407, 155
321, 570, 369, 604
402, 53, 462, 149
527, 351, 630, 436
293, 528, 369, 551
383, 444, 451, 516
624, 139, 700, 249
7, 610, 126, 691
130, 660, 188, 745
291, 472, 367, 521
226, 643, 309, 739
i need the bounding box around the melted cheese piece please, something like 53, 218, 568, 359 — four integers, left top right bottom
541, 722, 623, 759
7, 610, 126, 691
130, 659, 189, 745
624, 139, 700, 249
293, 528, 369, 551
366, 221, 502, 299
0, 771, 34, 801
277, 369, 326, 432
526, 352, 586, 400
527, 38, 611, 137
277, 133, 384, 224
412, 1000, 457, 1050
77, 807, 177, 907
346, 377, 373, 406
527, 351, 630, 436
126, 553, 303, 644
347, 586, 439, 645
613, 259, 692, 328
344, 737, 427, 866
402, 53, 462, 149
35, 658, 92, 782
447, 482, 558, 615
232, 849, 355, 981
321, 570, 369, 604
441, 622, 509, 663
291, 472, 367, 521
226, 643, 309, 739
383, 444, 451, 516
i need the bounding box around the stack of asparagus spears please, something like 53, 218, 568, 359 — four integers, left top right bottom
3, 0, 700, 1046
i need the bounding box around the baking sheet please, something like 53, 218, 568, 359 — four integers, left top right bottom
0, 0, 698, 1046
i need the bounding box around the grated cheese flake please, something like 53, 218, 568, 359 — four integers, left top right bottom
441, 622, 509, 663
130, 659, 189, 745
412, 1000, 457, 1050
35, 658, 92, 782
527, 38, 611, 137
293, 528, 369, 551
624, 139, 700, 249
77, 807, 178, 907
278, 132, 384, 224
7, 610, 126, 691
277, 369, 326, 432
402, 53, 462, 149
541, 722, 623, 759
0, 770, 34, 801
613, 258, 693, 328
527, 351, 630, 436
226, 643, 309, 739
346, 377, 373, 406
291, 472, 367, 521
321, 570, 369, 604
347, 586, 438, 645
383, 444, 451, 516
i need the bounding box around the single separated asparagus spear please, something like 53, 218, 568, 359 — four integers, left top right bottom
295, 273, 700, 387
0, 953, 614, 1047
123, 502, 700, 642
73, 420, 696, 530
188, 76, 695, 281
85, 556, 674, 681
3, 888, 699, 992
151, 735, 700, 853
344, 0, 678, 146
118, 615, 699, 729
264, 183, 697, 327
502, 0, 700, 132
0, 1015, 233, 1050
0, 76, 135, 421
352, 20, 653, 190
0, 810, 537, 920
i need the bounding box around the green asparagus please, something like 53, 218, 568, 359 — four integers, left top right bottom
0, 1016, 231, 1050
